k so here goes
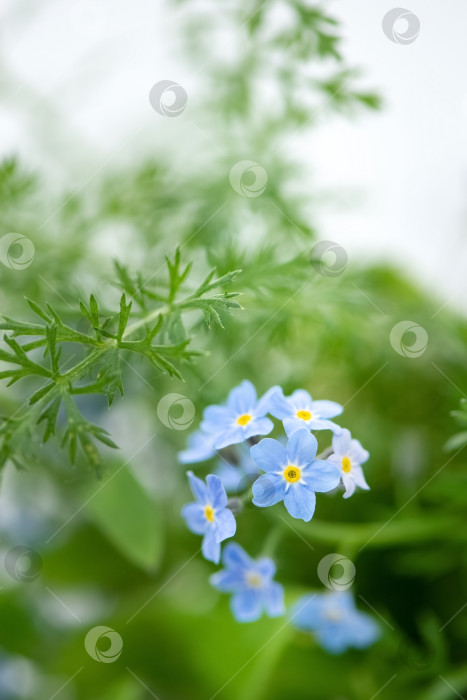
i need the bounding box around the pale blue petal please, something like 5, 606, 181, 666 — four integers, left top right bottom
213, 425, 247, 449
250, 438, 287, 472
317, 625, 350, 654
227, 380, 256, 413
201, 405, 234, 434
256, 385, 283, 416
265, 389, 291, 419
348, 439, 370, 464
222, 542, 253, 571
289, 389, 313, 409
291, 594, 321, 629
264, 582, 285, 617
187, 471, 208, 504
302, 460, 341, 492
349, 612, 380, 648
283, 416, 310, 436
309, 418, 342, 433
231, 589, 262, 622
342, 473, 356, 498
311, 399, 343, 419
181, 503, 207, 535
247, 417, 274, 439
202, 532, 221, 563
214, 508, 236, 542
256, 557, 276, 579
252, 473, 286, 507
178, 431, 215, 464
210, 568, 245, 592
284, 484, 316, 521
352, 464, 370, 490
286, 429, 318, 466
332, 428, 351, 454
215, 461, 242, 493
206, 474, 228, 509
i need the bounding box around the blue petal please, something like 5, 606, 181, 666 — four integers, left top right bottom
252, 473, 286, 507
284, 484, 316, 521
214, 508, 236, 542
309, 418, 342, 433
250, 438, 287, 472
317, 625, 351, 654
348, 439, 370, 465
256, 385, 283, 416
311, 399, 343, 418
178, 431, 215, 464
227, 380, 256, 414
302, 460, 341, 492
201, 405, 233, 434
283, 416, 310, 436
181, 502, 207, 535
348, 612, 380, 648
206, 474, 228, 509
291, 594, 321, 630
246, 417, 274, 439
213, 426, 246, 450
187, 471, 208, 504
210, 568, 245, 592
256, 557, 276, 579
215, 461, 243, 493
263, 582, 285, 617
264, 388, 291, 419
289, 389, 313, 409
202, 532, 221, 563
222, 542, 253, 571
231, 589, 262, 622
332, 428, 351, 454
286, 429, 318, 466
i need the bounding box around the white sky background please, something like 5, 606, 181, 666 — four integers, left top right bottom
0, 0, 466, 313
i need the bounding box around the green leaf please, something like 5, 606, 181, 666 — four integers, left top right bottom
84, 465, 164, 571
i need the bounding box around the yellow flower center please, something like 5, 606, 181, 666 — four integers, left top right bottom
246, 572, 263, 588
296, 409, 312, 421
341, 457, 351, 473
283, 465, 301, 483
237, 413, 252, 426
204, 505, 215, 522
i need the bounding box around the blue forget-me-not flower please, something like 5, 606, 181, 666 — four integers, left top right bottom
210, 542, 285, 622
181, 472, 236, 563
178, 430, 216, 464
268, 388, 343, 437
327, 428, 370, 498
250, 430, 341, 521
201, 380, 279, 449
291, 591, 380, 653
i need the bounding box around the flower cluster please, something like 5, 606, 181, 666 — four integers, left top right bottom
179, 380, 378, 651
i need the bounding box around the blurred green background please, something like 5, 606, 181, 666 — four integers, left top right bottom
0, 2, 466, 699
